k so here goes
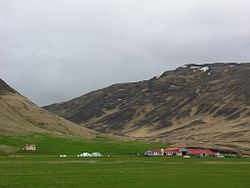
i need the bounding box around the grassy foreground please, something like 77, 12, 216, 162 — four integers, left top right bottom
0, 156, 250, 188
0, 134, 250, 188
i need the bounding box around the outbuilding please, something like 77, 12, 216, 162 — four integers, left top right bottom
22, 144, 36, 151
144, 149, 164, 156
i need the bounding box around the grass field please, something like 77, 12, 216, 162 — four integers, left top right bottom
0, 134, 250, 188
0, 156, 250, 188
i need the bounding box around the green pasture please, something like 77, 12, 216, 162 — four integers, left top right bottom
0, 134, 163, 156
0, 156, 250, 188
0, 134, 250, 188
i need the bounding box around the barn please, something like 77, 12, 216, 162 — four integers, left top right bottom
164, 148, 182, 156
186, 147, 215, 157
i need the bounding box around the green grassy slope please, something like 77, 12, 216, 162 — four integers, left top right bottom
0, 134, 164, 156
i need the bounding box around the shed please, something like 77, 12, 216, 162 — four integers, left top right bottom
23, 144, 36, 151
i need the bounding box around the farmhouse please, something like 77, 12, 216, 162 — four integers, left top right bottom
164, 148, 182, 156
22, 144, 36, 151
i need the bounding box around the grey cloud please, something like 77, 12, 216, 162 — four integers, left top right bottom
0, 0, 250, 105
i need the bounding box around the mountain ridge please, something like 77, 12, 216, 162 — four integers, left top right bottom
44, 63, 250, 154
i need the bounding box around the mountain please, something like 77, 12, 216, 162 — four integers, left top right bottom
0, 79, 92, 137
44, 63, 250, 154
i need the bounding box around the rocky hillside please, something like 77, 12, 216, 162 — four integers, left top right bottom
0, 79, 92, 137
44, 63, 250, 154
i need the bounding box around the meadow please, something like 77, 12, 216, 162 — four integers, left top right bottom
0, 134, 250, 188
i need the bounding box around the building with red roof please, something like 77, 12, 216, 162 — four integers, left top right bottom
187, 148, 215, 157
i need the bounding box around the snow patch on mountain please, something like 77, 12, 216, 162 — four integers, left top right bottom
186, 65, 213, 76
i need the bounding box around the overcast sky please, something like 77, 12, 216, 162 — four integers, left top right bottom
1, 0, 250, 106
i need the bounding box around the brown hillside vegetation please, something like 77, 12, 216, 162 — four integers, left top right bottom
44, 63, 250, 154
0, 79, 92, 137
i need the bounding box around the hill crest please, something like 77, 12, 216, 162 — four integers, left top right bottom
0, 79, 93, 137
0, 79, 16, 94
